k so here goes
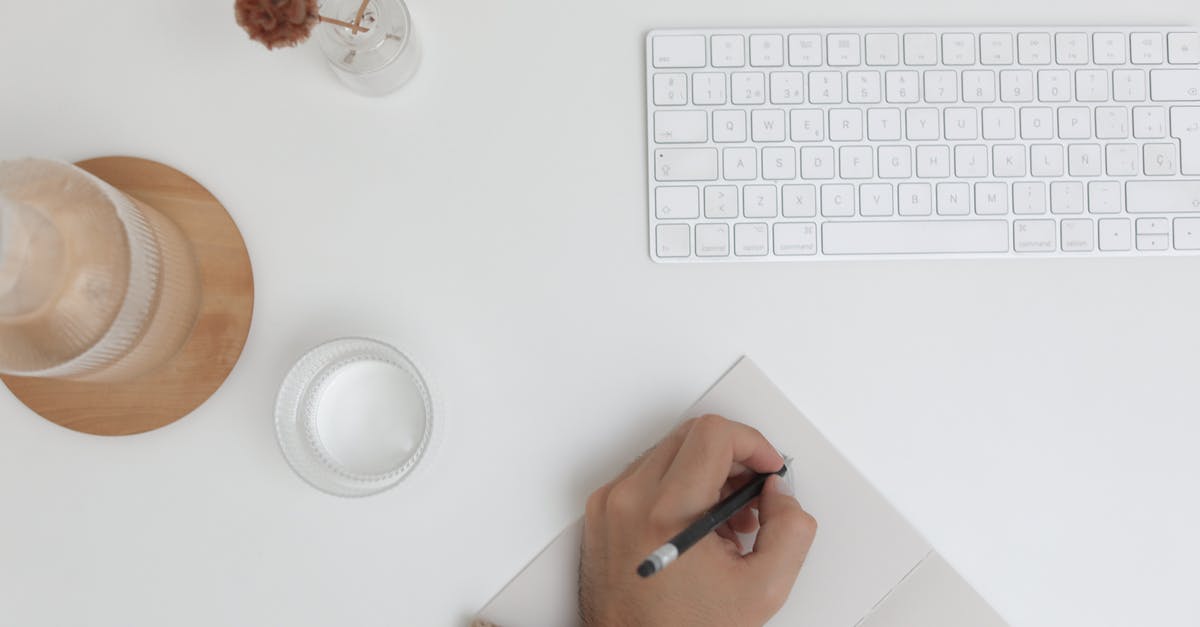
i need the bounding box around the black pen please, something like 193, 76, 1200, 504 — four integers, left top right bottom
637, 462, 789, 578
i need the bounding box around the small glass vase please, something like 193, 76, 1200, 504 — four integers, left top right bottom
316, 0, 421, 96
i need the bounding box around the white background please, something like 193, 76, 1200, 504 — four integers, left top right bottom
2, 1, 1199, 625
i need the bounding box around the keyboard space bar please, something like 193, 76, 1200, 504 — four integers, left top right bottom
822, 221, 1010, 255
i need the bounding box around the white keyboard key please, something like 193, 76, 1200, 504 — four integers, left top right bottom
656, 223, 691, 257
1056, 33, 1089, 65
787, 108, 825, 140
820, 184, 856, 216
942, 33, 976, 65
924, 70, 958, 103
1133, 106, 1167, 138
982, 107, 1017, 139
827, 34, 862, 66
655, 148, 718, 181
1088, 181, 1123, 214
822, 220, 1009, 255
750, 34, 785, 67
788, 34, 823, 67
937, 182, 972, 215
878, 145, 913, 178
773, 223, 818, 255
1076, 70, 1110, 102
1031, 144, 1064, 176
867, 107, 903, 140
1131, 33, 1165, 65
1136, 233, 1169, 251
1061, 218, 1095, 252
1168, 33, 1200, 64
801, 146, 835, 179
1113, 69, 1147, 102
723, 147, 758, 180
1126, 180, 1200, 212
743, 185, 778, 217
992, 144, 1026, 177
654, 110, 707, 143
751, 109, 786, 141
782, 184, 818, 217
653, 73, 688, 105
1058, 106, 1091, 139
963, 70, 997, 103
1098, 218, 1132, 251
711, 35, 746, 68
1136, 217, 1170, 235
1012, 181, 1047, 214
713, 110, 747, 143
1020, 107, 1054, 139
904, 33, 939, 66
692, 73, 727, 105
655, 185, 700, 219
1143, 143, 1178, 175
1092, 33, 1126, 65
1150, 69, 1200, 101
734, 222, 769, 256
704, 185, 738, 218
866, 33, 900, 66
808, 71, 844, 103
1000, 70, 1034, 102
980, 33, 1014, 65
1106, 144, 1140, 176
975, 182, 1009, 214
847, 71, 883, 103
731, 72, 766, 104
769, 72, 805, 104
907, 108, 941, 140
955, 145, 989, 177
1014, 219, 1056, 252
916, 145, 951, 178
1051, 181, 1085, 214
1068, 144, 1102, 176
762, 146, 797, 179
1095, 106, 1129, 139
696, 223, 731, 257
1018, 33, 1052, 65
1037, 69, 1071, 102
840, 145, 874, 178
829, 109, 864, 141
898, 183, 933, 216
790, 109, 825, 141
860, 183, 895, 216
1172, 106, 1200, 175
1174, 217, 1200, 249
885, 70, 920, 103
652, 35, 706, 68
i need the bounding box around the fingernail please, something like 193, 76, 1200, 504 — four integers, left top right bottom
772, 474, 794, 497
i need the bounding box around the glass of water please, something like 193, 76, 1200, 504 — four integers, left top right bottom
316, 0, 421, 96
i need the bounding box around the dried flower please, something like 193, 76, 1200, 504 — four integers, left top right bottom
235, 0, 320, 49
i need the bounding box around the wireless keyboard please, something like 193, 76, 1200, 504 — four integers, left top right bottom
644, 28, 1200, 261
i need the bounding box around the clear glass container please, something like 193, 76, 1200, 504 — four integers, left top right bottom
0, 159, 201, 382
275, 337, 434, 497
316, 0, 421, 96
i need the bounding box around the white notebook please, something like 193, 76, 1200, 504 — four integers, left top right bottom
478, 358, 1008, 627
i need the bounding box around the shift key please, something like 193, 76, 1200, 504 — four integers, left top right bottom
1126, 180, 1200, 212
654, 148, 719, 181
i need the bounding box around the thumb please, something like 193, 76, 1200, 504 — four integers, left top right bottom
745, 475, 817, 594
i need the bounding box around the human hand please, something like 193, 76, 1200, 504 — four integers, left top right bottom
580, 415, 817, 627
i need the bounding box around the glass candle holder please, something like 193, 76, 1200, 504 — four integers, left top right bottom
0, 159, 201, 382
316, 0, 421, 96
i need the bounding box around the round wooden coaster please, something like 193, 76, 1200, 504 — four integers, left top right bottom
1, 157, 254, 436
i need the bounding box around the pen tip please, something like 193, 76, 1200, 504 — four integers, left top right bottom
637, 560, 656, 578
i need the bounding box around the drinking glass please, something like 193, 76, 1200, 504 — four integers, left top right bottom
316, 0, 421, 96
0, 159, 200, 382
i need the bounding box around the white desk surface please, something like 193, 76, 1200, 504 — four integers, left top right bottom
2, 1, 1199, 625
